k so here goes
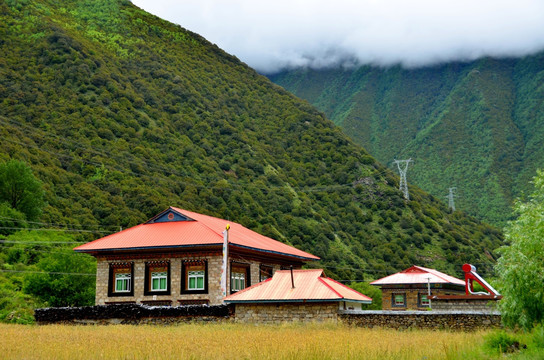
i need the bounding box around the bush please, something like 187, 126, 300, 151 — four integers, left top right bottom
485, 331, 524, 354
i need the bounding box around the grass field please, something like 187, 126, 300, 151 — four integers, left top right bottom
0, 322, 503, 359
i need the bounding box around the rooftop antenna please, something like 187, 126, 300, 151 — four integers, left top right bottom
446, 187, 457, 212
394, 159, 413, 200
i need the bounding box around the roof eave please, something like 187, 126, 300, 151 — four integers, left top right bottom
74, 242, 319, 261
224, 298, 372, 304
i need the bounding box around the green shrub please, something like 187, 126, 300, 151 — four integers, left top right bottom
485, 331, 524, 354
531, 324, 544, 349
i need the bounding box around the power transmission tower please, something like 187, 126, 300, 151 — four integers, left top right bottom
446, 187, 457, 212
394, 159, 413, 200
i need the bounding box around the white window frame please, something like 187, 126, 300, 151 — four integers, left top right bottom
115, 272, 131, 293
231, 271, 246, 292
151, 271, 168, 291
188, 270, 205, 290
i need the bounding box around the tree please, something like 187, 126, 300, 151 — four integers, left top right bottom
496, 169, 544, 330
348, 281, 382, 310
24, 249, 96, 307
0, 160, 45, 221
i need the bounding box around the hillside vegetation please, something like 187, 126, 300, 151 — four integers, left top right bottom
270, 57, 544, 225
0, 0, 502, 321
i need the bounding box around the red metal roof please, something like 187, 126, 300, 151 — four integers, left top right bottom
74, 207, 319, 261
370, 265, 464, 286
223, 269, 372, 303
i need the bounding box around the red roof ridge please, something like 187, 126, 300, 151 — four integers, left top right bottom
322, 276, 369, 298
318, 276, 343, 298
169, 207, 225, 238
370, 265, 464, 286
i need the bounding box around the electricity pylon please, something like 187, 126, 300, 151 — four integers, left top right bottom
393, 159, 413, 200
446, 187, 457, 212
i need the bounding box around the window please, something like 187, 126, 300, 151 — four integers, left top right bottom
259, 265, 273, 282
115, 273, 131, 292
151, 271, 168, 291
181, 260, 208, 294
108, 263, 134, 297
188, 270, 204, 290
392, 293, 406, 307
231, 263, 250, 293
419, 294, 430, 307
144, 261, 170, 295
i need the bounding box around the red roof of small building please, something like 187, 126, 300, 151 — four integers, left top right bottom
370, 265, 464, 286
74, 207, 319, 261
223, 269, 372, 303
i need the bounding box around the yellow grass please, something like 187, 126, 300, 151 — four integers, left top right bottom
1, 323, 489, 359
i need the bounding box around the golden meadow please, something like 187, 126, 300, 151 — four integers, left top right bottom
1, 323, 496, 360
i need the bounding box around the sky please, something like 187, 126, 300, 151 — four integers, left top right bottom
131, 0, 544, 74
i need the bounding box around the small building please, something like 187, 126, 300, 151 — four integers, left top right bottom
370, 265, 465, 310
74, 207, 319, 306
224, 269, 372, 323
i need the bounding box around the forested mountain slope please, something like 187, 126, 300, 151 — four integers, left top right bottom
0, 0, 502, 318
270, 56, 544, 225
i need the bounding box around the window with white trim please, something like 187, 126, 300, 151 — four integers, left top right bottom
145, 261, 170, 295
151, 271, 168, 291
115, 273, 131, 292
181, 260, 208, 294
108, 263, 133, 297
231, 263, 250, 293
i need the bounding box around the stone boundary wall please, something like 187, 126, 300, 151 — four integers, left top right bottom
35, 304, 233, 325
35, 305, 501, 330
234, 302, 338, 324
339, 310, 502, 331
431, 298, 500, 312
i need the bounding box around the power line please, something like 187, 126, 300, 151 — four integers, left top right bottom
0, 226, 110, 233
0, 240, 85, 244
0, 215, 118, 230
0, 269, 95, 276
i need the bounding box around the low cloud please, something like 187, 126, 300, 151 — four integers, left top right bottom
132, 0, 544, 74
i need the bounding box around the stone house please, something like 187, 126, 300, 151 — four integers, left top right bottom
370, 265, 465, 310
74, 207, 319, 306
224, 269, 372, 323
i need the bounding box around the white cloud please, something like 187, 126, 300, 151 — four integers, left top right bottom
131, 0, 544, 73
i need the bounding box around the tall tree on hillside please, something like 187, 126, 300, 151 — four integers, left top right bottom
496, 169, 544, 330
0, 159, 45, 221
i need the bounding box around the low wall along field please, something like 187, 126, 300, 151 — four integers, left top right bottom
35, 304, 501, 331
34, 304, 233, 325
340, 310, 501, 331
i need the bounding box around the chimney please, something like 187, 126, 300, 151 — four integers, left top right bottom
290, 265, 295, 289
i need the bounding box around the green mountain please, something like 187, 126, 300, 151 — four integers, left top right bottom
0, 0, 502, 320
269, 57, 544, 225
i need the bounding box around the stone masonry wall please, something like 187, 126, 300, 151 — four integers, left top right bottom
96, 255, 283, 306
340, 310, 502, 331
35, 304, 233, 325
431, 299, 500, 312
96, 255, 224, 306
235, 303, 338, 324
